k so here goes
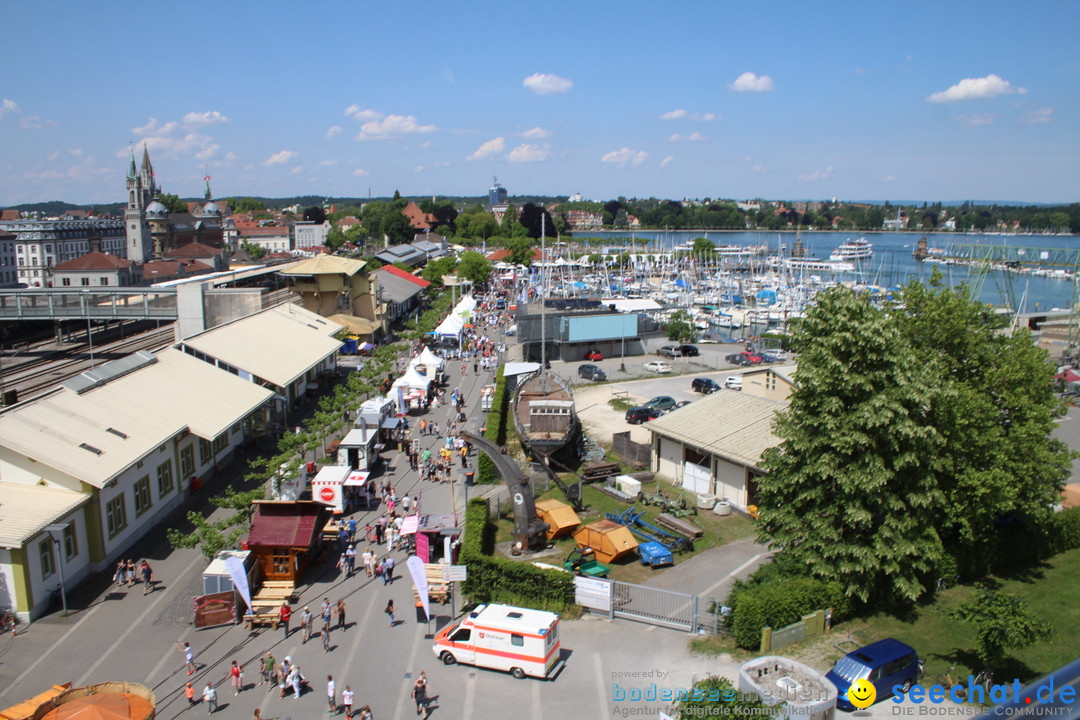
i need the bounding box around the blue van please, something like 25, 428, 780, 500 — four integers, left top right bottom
826, 638, 922, 710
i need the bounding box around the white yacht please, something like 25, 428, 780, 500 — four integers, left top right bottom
829, 237, 873, 261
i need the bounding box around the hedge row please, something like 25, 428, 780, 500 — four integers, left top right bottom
476, 366, 509, 484
460, 497, 574, 612
727, 576, 851, 650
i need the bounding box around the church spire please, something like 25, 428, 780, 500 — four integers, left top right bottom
128, 149, 137, 179
204, 166, 213, 200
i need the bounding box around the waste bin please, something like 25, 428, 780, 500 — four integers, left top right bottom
464, 471, 475, 486
713, 500, 732, 516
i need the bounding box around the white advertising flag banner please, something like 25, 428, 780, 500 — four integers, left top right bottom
406, 555, 430, 620
224, 556, 252, 613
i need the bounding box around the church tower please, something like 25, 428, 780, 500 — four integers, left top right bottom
124, 146, 157, 263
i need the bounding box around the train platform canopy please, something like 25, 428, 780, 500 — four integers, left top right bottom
179, 304, 342, 390
0, 483, 91, 548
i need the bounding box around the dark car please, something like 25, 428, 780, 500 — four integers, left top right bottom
495, 298, 507, 309
584, 349, 604, 361
726, 352, 753, 366
625, 406, 664, 424
675, 344, 700, 357
644, 396, 677, 411
692, 377, 723, 394
578, 364, 607, 381
657, 345, 680, 358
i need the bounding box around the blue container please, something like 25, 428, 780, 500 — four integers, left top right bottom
638, 541, 673, 567
341, 338, 359, 355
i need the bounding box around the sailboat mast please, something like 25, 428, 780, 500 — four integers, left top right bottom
540, 214, 546, 368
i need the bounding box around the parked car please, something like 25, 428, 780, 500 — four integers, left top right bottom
644, 396, 677, 411
726, 353, 753, 366
725, 376, 743, 390
743, 352, 764, 365
578, 364, 607, 381
584, 349, 604, 361
697, 334, 720, 344
675, 344, 700, 357
691, 377, 722, 394
495, 298, 507, 309
827, 638, 922, 711
625, 406, 664, 424
643, 361, 673, 374
657, 346, 680, 358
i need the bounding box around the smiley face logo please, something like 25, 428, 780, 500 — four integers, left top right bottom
848, 679, 877, 709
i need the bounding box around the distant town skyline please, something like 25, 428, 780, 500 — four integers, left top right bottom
1, 1, 1077, 206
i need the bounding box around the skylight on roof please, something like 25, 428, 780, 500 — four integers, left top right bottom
106, 427, 128, 439
79, 443, 103, 456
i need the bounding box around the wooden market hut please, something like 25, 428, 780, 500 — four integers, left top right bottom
244, 501, 327, 584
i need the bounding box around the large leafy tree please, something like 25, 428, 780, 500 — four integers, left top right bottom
456, 251, 493, 286
757, 286, 945, 605
157, 193, 188, 214
891, 273, 1072, 576
949, 586, 1052, 669
504, 236, 535, 266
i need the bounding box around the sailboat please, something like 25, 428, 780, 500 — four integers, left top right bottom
512, 214, 580, 460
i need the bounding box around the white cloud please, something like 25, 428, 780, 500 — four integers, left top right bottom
601, 148, 648, 168
522, 127, 550, 139
957, 114, 997, 127
415, 165, 426, 173
0, 98, 18, 117
417, 141, 434, 150
319, 159, 338, 166
263, 150, 297, 166
667, 132, 706, 142
183, 111, 228, 127
798, 166, 834, 181
195, 144, 219, 160
289, 166, 303, 175
523, 73, 572, 95
691, 113, 717, 122
883, 175, 896, 182
926, 74, 1026, 103
751, 165, 767, 174
660, 156, 674, 169
47, 150, 60, 161
1019, 107, 1053, 124
730, 72, 775, 92
355, 114, 437, 140
345, 105, 385, 121
68, 148, 83, 156
507, 144, 550, 162
20, 116, 46, 130
133, 118, 179, 137
661, 109, 716, 121
326, 125, 342, 139
661, 109, 687, 120
352, 168, 370, 177
468, 137, 505, 161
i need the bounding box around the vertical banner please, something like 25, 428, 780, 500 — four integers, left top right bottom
406, 555, 430, 621
224, 556, 252, 614
396, 385, 407, 416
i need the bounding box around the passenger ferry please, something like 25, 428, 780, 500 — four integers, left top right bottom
829, 237, 874, 261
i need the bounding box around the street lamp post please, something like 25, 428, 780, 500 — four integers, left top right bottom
43, 524, 68, 617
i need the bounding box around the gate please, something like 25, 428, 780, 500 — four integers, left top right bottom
610, 580, 699, 632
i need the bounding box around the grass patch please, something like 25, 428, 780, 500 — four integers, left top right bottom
811, 546, 1080, 684
608, 397, 635, 412
489, 481, 756, 583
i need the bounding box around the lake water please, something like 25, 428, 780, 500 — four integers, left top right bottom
576, 230, 1078, 312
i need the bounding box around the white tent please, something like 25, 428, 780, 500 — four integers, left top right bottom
418, 346, 445, 369
392, 366, 432, 392
434, 313, 464, 337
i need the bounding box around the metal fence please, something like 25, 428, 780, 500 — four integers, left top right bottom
612, 431, 651, 468
610, 580, 699, 632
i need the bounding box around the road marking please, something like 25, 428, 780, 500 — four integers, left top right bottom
0, 602, 101, 702
76, 552, 204, 686
461, 670, 475, 720
391, 618, 425, 720
532, 677, 541, 720
339, 584, 379, 679
594, 652, 607, 719
697, 550, 769, 599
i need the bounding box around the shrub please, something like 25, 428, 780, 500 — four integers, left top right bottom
460, 498, 574, 612
727, 576, 849, 650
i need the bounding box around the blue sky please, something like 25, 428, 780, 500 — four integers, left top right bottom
1, 0, 1077, 206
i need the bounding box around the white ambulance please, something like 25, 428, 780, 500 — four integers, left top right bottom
432, 603, 562, 679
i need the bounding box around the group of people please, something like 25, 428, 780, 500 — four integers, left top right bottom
113, 558, 154, 595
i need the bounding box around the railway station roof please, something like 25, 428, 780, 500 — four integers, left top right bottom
179, 303, 342, 389
0, 347, 274, 488
0, 482, 92, 548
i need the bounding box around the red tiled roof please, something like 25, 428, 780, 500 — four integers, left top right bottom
1, 209, 21, 221
164, 242, 221, 258
401, 202, 436, 230
53, 252, 132, 272
486, 247, 543, 262
247, 502, 324, 548
379, 264, 431, 288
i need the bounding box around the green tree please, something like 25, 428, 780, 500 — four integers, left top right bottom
242, 241, 267, 260
891, 274, 1072, 576
325, 226, 346, 251
757, 286, 945, 605
229, 197, 266, 215
949, 586, 1052, 669
505, 235, 535, 266
665, 309, 695, 343
456, 251, 493, 285
691, 237, 715, 255
157, 193, 188, 214
421, 256, 458, 286
380, 210, 414, 245
303, 206, 327, 224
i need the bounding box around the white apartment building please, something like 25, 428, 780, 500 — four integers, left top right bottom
0, 219, 126, 287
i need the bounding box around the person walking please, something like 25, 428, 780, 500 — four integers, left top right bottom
341, 686, 354, 720
202, 682, 218, 715
140, 560, 154, 595
321, 597, 333, 632
279, 602, 292, 638
289, 664, 302, 699
179, 641, 197, 675
383, 555, 395, 585
229, 660, 243, 695
260, 652, 275, 686
277, 657, 292, 699
300, 606, 313, 643
345, 544, 356, 577
336, 599, 346, 630
114, 559, 127, 587
321, 624, 331, 653
326, 675, 336, 714
411, 671, 429, 718
384, 598, 395, 626
356, 706, 372, 720
126, 559, 138, 588
184, 683, 196, 707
